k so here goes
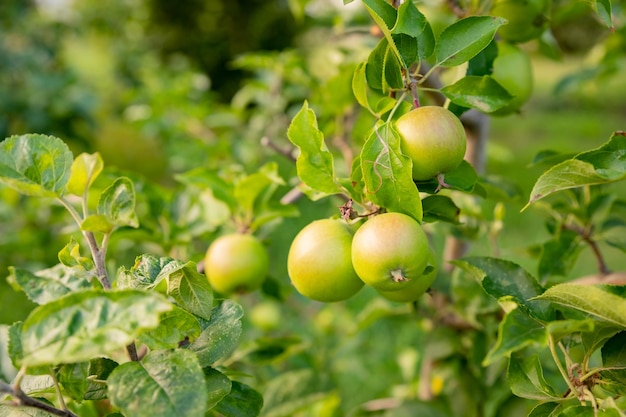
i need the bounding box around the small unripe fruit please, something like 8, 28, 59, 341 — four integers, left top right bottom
204, 234, 269, 295
288, 219, 364, 302
352, 212, 430, 291
395, 106, 467, 181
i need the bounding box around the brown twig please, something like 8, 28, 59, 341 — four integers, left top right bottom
564, 224, 610, 276
0, 381, 78, 417
260, 136, 297, 162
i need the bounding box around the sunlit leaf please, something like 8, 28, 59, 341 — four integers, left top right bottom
7, 265, 92, 305
20, 290, 172, 366
97, 177, 139, 229
533, 284, 626, 328
287, 101, 341, 198
360, 123, 422, 222
0, 134, 73, 197
66, 152, 104, 196
525, 131, 626, 209
435, 16, 506, 67
116, 254, 185, 291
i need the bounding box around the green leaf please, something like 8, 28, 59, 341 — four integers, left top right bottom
601, 332, 626, 388
362, 0, 396, 32
581, 322, 622, 354
538, 230, 584, 281
441, 76, 513, 113
392, 0, 434, 59
203, 368, 232, 410
483, 307, 546, 366
533, 284, 626, 329
139, 305, 202, 350
0, 134, 73, 197
0, 325, 16, 382
421, 195, 460, 224
360, 123, 422, 222
365, 38, 388, 92
546, 319, 595, 343
58, 238, 94, 271
57, 361, 89, 402
116, 254, 185, 291
525, 132, 626, 209
390, 34, 417, 69
455, 257, 553, 321
108, 349, 207, 417
7, 322, 23, 370
167, 262, 215, 321
383, 44, 404, 91
435, 16, 506, 67
507, 354, 562, 401
81, 214, 115, 233
66, 152, 104, 196
7, 265, 92, 305
595, 0, 613, 30
212, 380, 264, 417
189, 300, 243, 367
287, 101, 341, 198
528, 402, 563, 417
416, 160, 479, 194
352, 62, 371, 111
466, 39, 498, 77
20, 290, 172, 366
84, 357, 118, 401
97, 177, 139, 229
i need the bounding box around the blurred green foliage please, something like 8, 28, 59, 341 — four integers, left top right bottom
1, 0, 626, 415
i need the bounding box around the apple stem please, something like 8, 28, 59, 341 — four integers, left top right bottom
409, 77, 420, 109
434, 173, 451, 193
390, 269, 408, 283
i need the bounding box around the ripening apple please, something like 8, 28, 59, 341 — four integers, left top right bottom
204, 233, 269, 295
395, 106, 467, 181
287, 219, 364, 302
351, 212, 430, 292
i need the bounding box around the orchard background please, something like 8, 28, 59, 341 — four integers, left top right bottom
1, 0, 626, 416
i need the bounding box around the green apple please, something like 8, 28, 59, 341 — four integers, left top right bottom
395, 106, 467, 181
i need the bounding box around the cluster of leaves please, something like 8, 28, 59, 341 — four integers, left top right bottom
0, 135, 263, 417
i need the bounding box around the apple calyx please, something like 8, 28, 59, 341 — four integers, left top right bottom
390, 269, 408, 283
